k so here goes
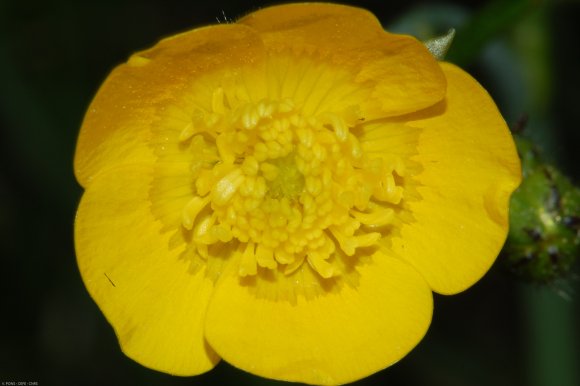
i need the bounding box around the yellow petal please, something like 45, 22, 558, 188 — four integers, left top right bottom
74, 24, 264, 187
239, 3, 446, 117
75, 164, 220, 375
395, 62, 522, 295
205, 252, 432, 385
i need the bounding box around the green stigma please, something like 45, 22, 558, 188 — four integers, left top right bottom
266, 154, 305, 200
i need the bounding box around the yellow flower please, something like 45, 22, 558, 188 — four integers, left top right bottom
74, 3, 521, 385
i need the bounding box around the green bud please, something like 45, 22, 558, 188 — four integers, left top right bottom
503, 136, 579, 284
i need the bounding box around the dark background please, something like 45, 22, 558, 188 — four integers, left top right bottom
1, 0, 578, 385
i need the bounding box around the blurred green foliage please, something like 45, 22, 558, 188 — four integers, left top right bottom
1, 1, 578, 385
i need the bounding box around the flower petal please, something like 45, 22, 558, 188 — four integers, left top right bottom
394, 62, 522, 295
239, 3, 446, 117
205, 252, 432, 385
74, 24, 264, 187
75, 164, 220, 375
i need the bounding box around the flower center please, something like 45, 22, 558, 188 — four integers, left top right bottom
265, 154, 304, 200
154, 57, 408, 281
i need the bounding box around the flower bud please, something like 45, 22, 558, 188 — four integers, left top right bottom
503, 136, 579, 284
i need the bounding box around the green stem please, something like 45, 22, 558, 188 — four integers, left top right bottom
520, 284, 579, 386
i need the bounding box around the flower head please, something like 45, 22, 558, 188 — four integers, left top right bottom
74, 3, 521, 385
